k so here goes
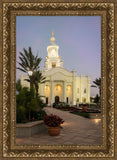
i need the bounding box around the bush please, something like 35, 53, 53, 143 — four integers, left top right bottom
16, 105, 26, 123
43, 114, 64, 127
37, 110, 47, 120
56, 106, 76, 111
37, 97, 47, 110
53, 102, 70, 108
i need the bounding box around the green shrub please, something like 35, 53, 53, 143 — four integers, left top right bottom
37, 110, 47, 120
53, 102, 70, 108
16, 79, 47, 123
16, 105, 26, 123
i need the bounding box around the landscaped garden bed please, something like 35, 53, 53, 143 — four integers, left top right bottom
54, 102, 101, 119
53, 102, 70, 108
70, 110, 101, 118
70, 112, 90, 118
54, 106, 78, 111
55, 106, 100, 113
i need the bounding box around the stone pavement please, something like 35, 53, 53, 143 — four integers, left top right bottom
16, 107, 102, 145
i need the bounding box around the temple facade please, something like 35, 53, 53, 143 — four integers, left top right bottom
20, 30, 91, 106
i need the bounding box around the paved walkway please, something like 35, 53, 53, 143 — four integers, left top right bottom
16, 107, 102, 145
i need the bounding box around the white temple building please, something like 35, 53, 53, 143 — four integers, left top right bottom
20, 30, 91, 106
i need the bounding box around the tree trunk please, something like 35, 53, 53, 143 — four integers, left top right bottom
35, 83, 39, 98
29, 76, 34, 90
29, 109, 31, 121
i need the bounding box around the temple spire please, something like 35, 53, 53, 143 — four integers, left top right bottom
50, 29, 55, 44
52, 29, 54, 37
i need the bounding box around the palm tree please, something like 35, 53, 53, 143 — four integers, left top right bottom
91, 78, 101, 96
33, 71, 46, 98
17, 47, 42, 74
25, 71, 46, 98
17, 47, 46, 93
93, 94, 100, 103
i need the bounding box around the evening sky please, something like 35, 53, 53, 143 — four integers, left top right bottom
16, 16, 101, 97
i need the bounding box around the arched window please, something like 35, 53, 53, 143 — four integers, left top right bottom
84, 88, 86, 93
52, 62, 56, 68
76, 98, 79, 102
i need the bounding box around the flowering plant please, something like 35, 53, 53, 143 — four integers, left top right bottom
43, 114, 64, 127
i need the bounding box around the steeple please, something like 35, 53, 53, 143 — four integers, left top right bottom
52, 29, 54, 37
44, 30, 63, 71
50, 29, 55, 44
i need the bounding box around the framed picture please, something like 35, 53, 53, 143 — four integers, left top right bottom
0, 0, 116, 159
16, 15, 102, 145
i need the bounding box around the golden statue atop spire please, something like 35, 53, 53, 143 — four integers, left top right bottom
52, 29, 54, 37
50, 29, 55, 43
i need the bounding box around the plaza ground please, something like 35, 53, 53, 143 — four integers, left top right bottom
16, 107, 102, 145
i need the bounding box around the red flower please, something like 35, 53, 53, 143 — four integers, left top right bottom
43, 114, 64, 127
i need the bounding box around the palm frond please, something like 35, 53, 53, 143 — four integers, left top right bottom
23, 48, 31, 67
23, 48, 30, 59
18, 62, 28, 71
19, 52, 30, 69
17, 67, 27, 73
92, 77, 101, 96
19, 58, 28, 69
18, 48, 45, 95
28, 47, 34, 69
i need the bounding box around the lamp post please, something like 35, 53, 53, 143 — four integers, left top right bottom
27, 70, 33, 121
28, 70, 33, 89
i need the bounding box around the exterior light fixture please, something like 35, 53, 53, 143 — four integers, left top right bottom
28, 70, 33, 76
93, 119, 101, 124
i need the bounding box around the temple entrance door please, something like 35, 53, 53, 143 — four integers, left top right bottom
66, 97, 68, 103
46, 97, 48, 104
55, 96, 59, 103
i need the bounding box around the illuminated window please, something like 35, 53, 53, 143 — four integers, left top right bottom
45, 85, 49, 90
52, 62, 56, 68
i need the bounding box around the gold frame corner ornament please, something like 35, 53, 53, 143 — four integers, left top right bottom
1, 1, 115, 159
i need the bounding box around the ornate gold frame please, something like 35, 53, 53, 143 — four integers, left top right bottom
0, 0, 116, 159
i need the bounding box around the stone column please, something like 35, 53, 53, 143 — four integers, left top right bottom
72, 71, 76, 105
40, 83, 45, 102
87, 76, 91, 103
72, 81, 76, 105
63, 81, 66, 103
51, 81, 54, 107
80, 75, 82, 103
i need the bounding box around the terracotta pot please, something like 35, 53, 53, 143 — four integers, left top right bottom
48, 126, 60, 136
82, 106, 87, 112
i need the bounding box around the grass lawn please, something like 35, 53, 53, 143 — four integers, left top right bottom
56, 107, 101, 119
70, 112, 90, 118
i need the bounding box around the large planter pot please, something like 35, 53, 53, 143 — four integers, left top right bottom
48, 126, 60, 136
82, 106, 87, 112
